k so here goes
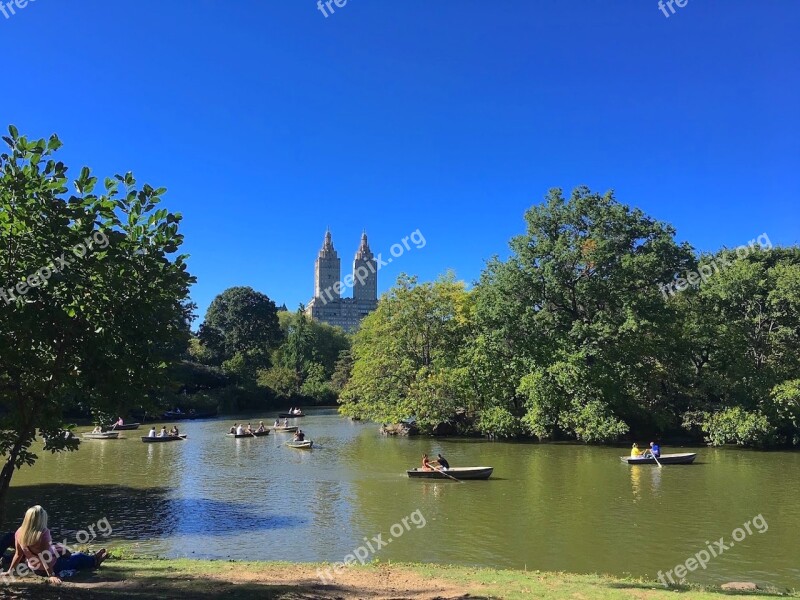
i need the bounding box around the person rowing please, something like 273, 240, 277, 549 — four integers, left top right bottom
434, 453, 450, 471
643, 441, 661, 458
273, 419, 280, 428
256, 421, 266, 433
293, 430, 306, 442
169, 426, 179, 437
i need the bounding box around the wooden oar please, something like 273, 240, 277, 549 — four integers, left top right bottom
433, 466, 464, 484
649, 452, 663, 468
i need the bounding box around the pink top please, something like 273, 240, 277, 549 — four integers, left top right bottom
15, 528, 59, 572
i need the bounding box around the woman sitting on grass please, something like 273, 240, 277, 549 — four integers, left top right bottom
2, 505, 108, 585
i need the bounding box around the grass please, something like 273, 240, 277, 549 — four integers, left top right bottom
1, 557, 796, 599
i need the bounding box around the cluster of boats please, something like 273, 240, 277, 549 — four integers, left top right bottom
226, 413, 313, 449
78, 412, 698, 473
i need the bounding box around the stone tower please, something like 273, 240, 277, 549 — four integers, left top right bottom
352, 232, 377, 303
314, 229, 341, 302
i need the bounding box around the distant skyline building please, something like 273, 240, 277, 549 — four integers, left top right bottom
305, 230, 378, 331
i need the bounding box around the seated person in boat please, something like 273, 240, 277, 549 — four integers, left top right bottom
257, 421, 266, 433
158, 427, 168, 438
643, 442, 661, 458
2, 505, 109, 585
283, 419, 289, 427
229, 423, 237, 434
273, 419, 280, 428
421, 453, 432, 471
630, 443, 642, 457
169, 426, 179, 437
293, 430, 306, 442
114, 417, 124, 428
91, 426, 103, 434
236, 424, 245, 436
434, 454, 450, 470
245, 423, 254, 434
147, 427, 157, 438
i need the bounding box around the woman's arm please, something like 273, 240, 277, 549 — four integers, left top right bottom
4, 547, 22, 574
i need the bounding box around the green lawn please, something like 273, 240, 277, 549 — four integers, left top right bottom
2, 558, 796, 599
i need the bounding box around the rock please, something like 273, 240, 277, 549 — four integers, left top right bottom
380, 422, 419, 436
432, 421, 457, 436
721, 582, 758, 592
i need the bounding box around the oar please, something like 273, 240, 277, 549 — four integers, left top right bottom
433, 466, 464, 484
650, 452, 663, 468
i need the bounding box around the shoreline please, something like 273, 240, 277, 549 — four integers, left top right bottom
3, 558, 796, 599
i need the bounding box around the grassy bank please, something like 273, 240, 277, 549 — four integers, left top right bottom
3, 558, 796, 599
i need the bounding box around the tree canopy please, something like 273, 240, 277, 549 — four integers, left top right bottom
0, 126, 194, 524
339, 187, 800, 447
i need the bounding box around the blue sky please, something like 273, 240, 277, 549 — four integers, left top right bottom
2, 1, 798, 321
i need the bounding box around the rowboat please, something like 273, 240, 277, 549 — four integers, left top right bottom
107, 423, 141, 431
279, 412, 305, 418
272, 426, 299, 433
286, 441, 313, 450
620, 453, 697, 465
82, 432, 120, 440
407, 467, 494, 480
227, 431, 270, 438
141, 435, 187, 443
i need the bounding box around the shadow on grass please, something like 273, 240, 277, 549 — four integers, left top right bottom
604, 581, 792, 597
6, 567, 490, 600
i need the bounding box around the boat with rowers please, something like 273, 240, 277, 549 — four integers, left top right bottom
228, 431, 270, 438
286, 440, 313, 449
407, 467, 494, 480
621, 452, 697, 465
107, 423, 141, 431
272, 426, 299, 433
141, 434, 187, 443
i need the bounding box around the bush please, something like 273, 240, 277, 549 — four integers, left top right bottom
476, 406, 521, 439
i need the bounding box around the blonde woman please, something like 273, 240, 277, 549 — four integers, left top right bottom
2, 506, 108, 584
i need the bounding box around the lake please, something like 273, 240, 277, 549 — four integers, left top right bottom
8, 409, 798, 589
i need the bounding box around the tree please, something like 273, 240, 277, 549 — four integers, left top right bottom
199, 286, 283, 375
339, 273, 473, 431
0, 126, 194, 525
473, 187, 695, 441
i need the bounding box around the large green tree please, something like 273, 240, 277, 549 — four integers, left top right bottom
0, 126, 194, 525
471, 187, 695, 441
198, 286, 283, 380
339, 273, 474, 431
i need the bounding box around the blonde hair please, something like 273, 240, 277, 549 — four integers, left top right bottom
19, 505, 49, 548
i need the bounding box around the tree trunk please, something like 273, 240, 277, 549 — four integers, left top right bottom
0, 434, 27, 530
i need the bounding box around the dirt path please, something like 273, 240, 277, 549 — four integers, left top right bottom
7, 563, 486, 599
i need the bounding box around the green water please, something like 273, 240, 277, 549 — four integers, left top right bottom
7, 409, 798, 588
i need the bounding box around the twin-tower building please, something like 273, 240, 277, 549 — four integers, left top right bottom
305, 230, 378, 331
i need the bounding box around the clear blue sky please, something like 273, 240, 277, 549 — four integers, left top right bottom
2, 1, 798, 321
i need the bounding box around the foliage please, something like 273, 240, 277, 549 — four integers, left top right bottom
0, 126, 194, 524
338, 187, 800, 447
475, 406, 521, 439
339, 273, 472, 431
198, 286, 282, 368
